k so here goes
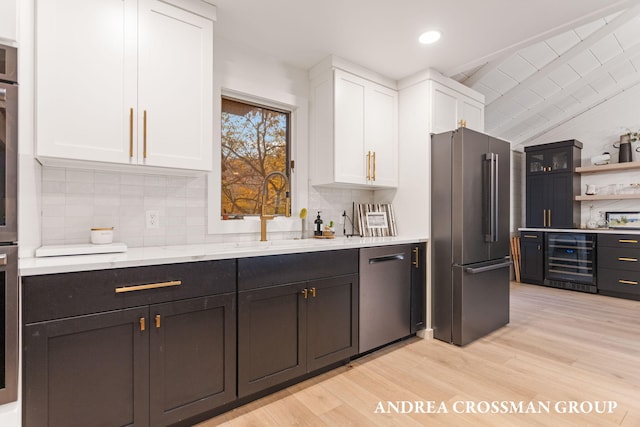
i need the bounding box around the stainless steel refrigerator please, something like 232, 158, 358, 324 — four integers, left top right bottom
431, 127, 511, 346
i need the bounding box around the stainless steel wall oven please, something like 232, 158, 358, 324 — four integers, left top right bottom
545, 233, 596, 293
0, 42, 18, 404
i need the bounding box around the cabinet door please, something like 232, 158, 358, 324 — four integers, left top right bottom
459, 97, 484, 132
23, 307, 149, 427
35, 0, 137, 164
149, 294, 236, 426
366, 84, 398, 187
526, 175, 546, 228
520, 233, 544, 284
547, 173, 575, 228
238, 283, 307, 398
0, 0, 17, 42
410, 243, 426, 333
307, 274, 358, 372
431, 82, 458, 134
138, 0, 213, 171
334, 70, 367, 185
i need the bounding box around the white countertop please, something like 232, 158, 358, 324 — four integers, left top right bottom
19, 236, 428, 276
519, 227, 640, 234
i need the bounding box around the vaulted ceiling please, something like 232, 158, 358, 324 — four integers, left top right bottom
451, 4, 640, 148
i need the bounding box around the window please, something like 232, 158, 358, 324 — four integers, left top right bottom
221, 98, 290, 218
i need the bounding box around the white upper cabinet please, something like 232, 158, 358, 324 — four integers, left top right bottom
0, 0, 17, 43
431, 80, 484, 134
310, 62, 398, 189
35, 0, 214, 172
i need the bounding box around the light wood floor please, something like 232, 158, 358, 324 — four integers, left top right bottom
198, 283, 640, 426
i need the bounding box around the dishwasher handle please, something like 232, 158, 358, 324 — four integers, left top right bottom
464, 260, 512, 274
368, 254, 405, 264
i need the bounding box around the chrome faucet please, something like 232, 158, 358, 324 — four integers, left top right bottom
259, 171, 291, 241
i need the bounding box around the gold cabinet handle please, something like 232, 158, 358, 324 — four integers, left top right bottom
129, 108, 134, 158
547, 210, 551, 227
139, 317, 146, 331
115, 280, 182, 294
619, 239, 638, 244
302, 288, 308, 299
372, 151, 376, 181
143, 110, 148, 159
366, 151, 371, 180
524, 235, 538, 239
412, 247, 419, 269
310, 287, 317, 297
618, 257, 638, 262
155, 314, 161, 328
543, 209, 547, 227
618, 279, 638, 285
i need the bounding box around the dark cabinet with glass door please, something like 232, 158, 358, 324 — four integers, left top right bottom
525, 140, 582, 228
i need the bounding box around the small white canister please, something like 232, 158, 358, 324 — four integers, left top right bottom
91, 227, 114, 244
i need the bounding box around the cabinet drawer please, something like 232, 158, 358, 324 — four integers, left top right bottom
598, 268, 640, 296
598, 234, 640, 249
520, 231, 543, 243
23, 260, 236, 323
598, 247, 640, 271
238, 249, 358, 291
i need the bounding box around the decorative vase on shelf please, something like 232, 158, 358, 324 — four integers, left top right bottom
617, 134, 633, 163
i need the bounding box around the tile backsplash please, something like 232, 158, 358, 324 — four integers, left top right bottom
41, 167, 374, 248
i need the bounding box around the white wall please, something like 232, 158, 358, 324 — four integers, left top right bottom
524, 83, 640, 227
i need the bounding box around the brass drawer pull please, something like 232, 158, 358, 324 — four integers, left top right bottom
302, 288, 308, 299
155, 314, 161, 328
139, 317, 146, 331
412, 247, 419, 268
523, 235, 538, 239
619, 239, 638, 244
115, 280, 182, 293
618, 257, 638, 262
618, 279, 638, 285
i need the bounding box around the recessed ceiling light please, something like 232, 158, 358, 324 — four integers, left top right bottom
419, 30, 441, 45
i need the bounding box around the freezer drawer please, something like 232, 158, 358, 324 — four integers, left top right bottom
451, 260, 510, 346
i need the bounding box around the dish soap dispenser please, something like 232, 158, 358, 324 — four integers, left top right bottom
314, 211, 323, 236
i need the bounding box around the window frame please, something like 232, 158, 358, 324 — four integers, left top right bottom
208, 87, 308, 236
220, 96, 291, 218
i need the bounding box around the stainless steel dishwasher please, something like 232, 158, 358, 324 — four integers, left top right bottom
359, 245, 411, 353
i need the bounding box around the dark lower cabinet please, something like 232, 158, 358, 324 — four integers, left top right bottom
597, 234, 640, 300
22, 260, 237, 427
24, 307, 150, 427
238, 273, 358, 398
520, 231, 544, 284
306, 275, 359, 371
149, 295, 236, 426
410, 242, 427, 333
237, 249, 359, 398
237, 282, 308, 397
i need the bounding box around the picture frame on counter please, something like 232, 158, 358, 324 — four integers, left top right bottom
356, 203, 397, 237
606, 211, 640, 229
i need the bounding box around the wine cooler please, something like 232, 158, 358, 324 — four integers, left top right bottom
545, 233, 596, 293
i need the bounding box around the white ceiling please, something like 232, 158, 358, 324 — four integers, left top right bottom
212, 0, 640, 146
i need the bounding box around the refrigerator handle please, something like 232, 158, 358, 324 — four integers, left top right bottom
464, 259, 512, 274
484, 153, 498, 243
494, 153, 499, 242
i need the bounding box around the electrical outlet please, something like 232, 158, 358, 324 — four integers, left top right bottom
146, 210, 160, 229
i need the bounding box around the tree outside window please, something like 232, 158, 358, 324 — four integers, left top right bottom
221, 98, 290, 217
